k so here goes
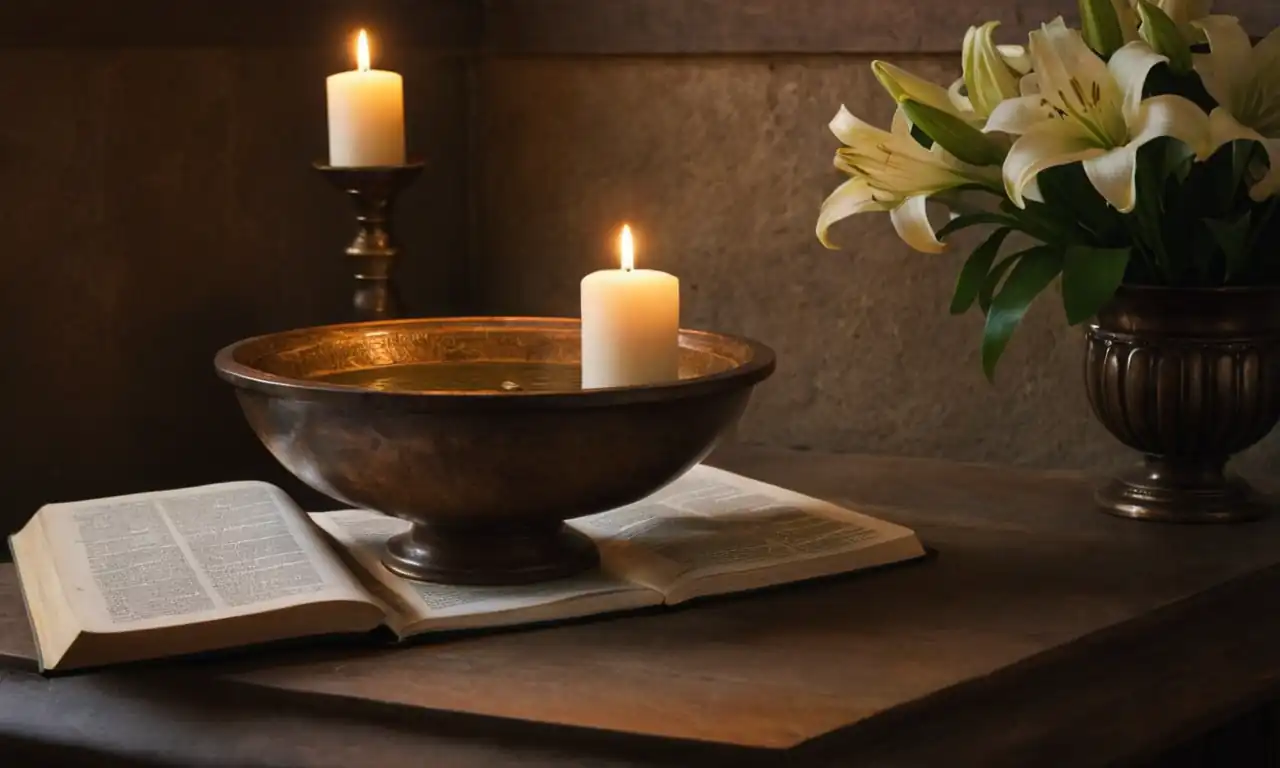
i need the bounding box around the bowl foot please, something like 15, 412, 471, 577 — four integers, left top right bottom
382, 522, 599, 585
1096, 458, 1270, 523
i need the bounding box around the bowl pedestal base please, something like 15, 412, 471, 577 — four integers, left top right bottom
383, 522, 600, 585
1096, 458, 1269, 524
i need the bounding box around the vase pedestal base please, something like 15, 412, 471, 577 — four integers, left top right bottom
1096, 459, 1269, 524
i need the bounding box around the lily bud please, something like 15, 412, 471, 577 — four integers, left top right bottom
871, 60, 967, 119
1137, 0, 1212, 41
899, 100, 1007, 167
1079, 0, 1134, 56
1136, 1, 1192, 72
962, 22, 1022, 117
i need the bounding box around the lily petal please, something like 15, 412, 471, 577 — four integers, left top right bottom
1207, 106, 1265, 148
1149, 0, 1212, 31
1019, 72, 1041, 97
1111, 0, 1140, 42
1256, 27, 1280, 77
817, 177, 889, 248
948, 78, 975, 115
1193, 15, 1254, 109
1033, 19, 1116, 111
999, 45, 1032, 75
830, 105, 890, 147
1081, 94, 1207, 211
1255, 28, 1280, 130
1132, 93, 1211, 159
1023, 176, 1046, 204
1031, 19, 1127, 144
872, 61, 964, 118
964, 22, 1022, 117
1082, 146, 1141, 212
1204, 108, 1280, 201
891, 105, 914, 139
1108, 42, 1169, 123
1003, 121, 1106, 208
985, 95, 1055, 135
890, 196, 946, 253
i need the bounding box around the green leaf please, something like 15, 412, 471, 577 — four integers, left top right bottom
1206, 213, 1253, 282
979, 253, 1020, 314
951, 228, 1013, 315
1232, 140, 1260, 195
1062, 246, 1131, 325
999, 200, 1080, 244
1037, 164, 1124, 242
982, 246, 1064, 380
899, 100, 1006, 167
1161, 137, 1196, 185
909, 123, 934, 150
1136, 1, 1192, 73
937, 212, 1021, 241
1079, 0, 1126, 57
1131, 140, 1172, 279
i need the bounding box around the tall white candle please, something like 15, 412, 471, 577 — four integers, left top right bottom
326, 30, 406, 167
581, 225, 680, 389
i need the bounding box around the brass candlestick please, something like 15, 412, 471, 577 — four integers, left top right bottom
313, 161, 425, 321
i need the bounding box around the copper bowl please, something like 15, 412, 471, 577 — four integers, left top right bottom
214, 317, 775, 585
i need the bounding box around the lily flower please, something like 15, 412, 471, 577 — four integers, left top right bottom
962, 22, 1025, 117
1135, 0, 1213, 40
983, 18, 1209, 212
874, 31, 1028, 123
873, 61, 977, 124
1193, 15, 1280, 200
818, 106, 1002, 253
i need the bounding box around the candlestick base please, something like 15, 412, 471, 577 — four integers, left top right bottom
313, 161, 425, 322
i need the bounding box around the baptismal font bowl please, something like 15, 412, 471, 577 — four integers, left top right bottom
214, 317, 775, 585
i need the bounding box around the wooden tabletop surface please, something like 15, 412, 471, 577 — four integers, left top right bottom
3, 446, 1280, 767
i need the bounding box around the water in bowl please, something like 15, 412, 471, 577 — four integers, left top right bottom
317, 361, 583, 393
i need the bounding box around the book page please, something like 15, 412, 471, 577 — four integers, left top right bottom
570, 465, 924, 602
38, 482, 375, 634
310, 509, 662, 637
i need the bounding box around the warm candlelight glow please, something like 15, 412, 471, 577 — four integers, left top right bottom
356, 29, 371, 72
583, 222, 679, 388
619, 224, 635, 272
328, 28, 405, 166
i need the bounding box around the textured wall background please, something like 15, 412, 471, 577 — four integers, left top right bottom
0, 2, 476, 526
472, 0, 1280, 478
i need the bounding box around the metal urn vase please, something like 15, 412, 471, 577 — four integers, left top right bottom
1084, 286, 1280, 523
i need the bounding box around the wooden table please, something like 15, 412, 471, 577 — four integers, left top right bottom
3, 446, 1280, 767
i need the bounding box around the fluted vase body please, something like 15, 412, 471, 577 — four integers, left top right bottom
1084, 286, 1280, 522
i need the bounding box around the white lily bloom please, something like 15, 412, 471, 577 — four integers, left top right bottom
1193, 15, 1280, 200
984, 18, 1209, 213
818, 106, 1001, 253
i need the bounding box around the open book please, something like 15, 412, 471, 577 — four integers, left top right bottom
9, 465, 925, 672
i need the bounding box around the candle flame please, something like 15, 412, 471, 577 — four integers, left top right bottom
619, 224, 635, 271
356, 30, 371, 72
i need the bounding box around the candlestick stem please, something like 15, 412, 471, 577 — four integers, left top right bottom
313, 161, 425, 321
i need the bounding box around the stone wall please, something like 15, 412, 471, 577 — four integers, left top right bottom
472, 0, 1280, 476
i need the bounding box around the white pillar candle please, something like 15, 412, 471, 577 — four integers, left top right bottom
326, 30, 406, 167
581, 225, 680, 389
